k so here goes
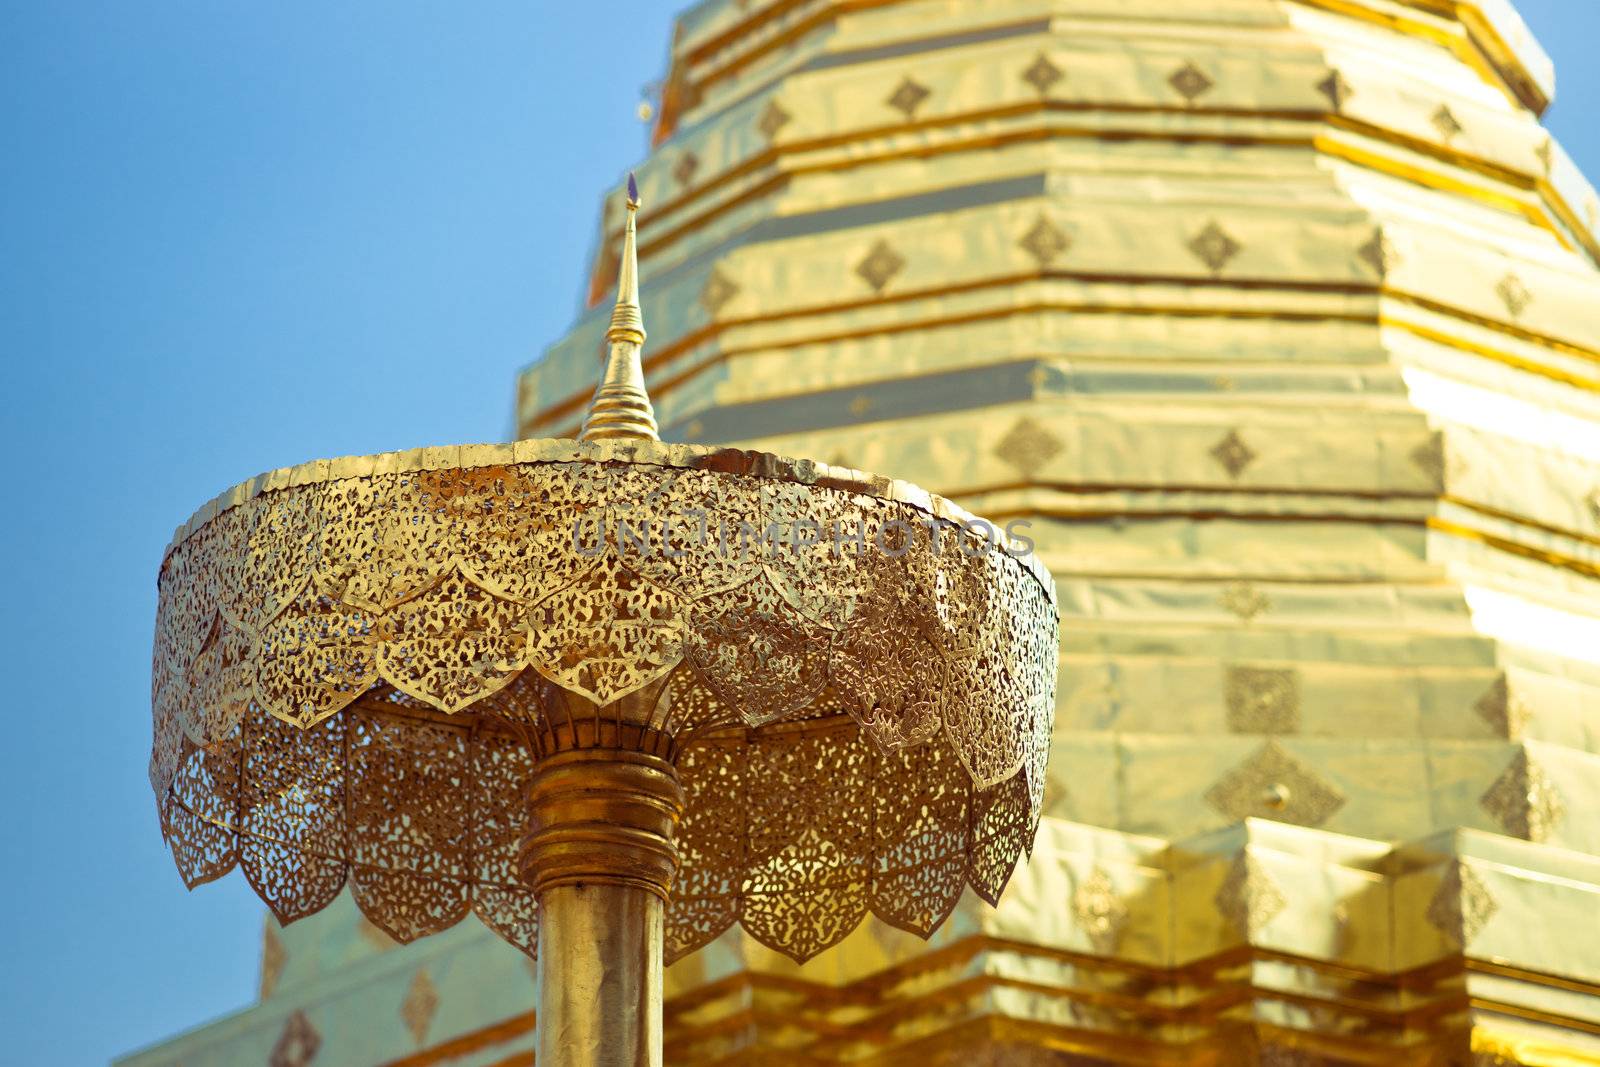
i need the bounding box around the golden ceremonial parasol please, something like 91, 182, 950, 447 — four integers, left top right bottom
149, 176, 1059, 1065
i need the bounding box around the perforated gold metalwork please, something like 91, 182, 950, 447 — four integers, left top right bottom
151, 439, 1058, 965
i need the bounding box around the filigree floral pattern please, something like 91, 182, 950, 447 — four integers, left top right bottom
152, 441, 1057, 964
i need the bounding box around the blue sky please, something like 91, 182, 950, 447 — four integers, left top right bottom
1, 2, 1596, 1064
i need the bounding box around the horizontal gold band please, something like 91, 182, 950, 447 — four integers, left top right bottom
528, 289, 1600, 441
1428, 516, 1600, 583
674, 0, 1546, 122
659, 949, 1600, 1064
375, 1012, 536, 1067
639, 104, 1590, 270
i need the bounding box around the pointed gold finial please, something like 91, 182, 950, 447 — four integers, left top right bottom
580, 173, 659, 443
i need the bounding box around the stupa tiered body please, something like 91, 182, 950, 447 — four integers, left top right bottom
125, 1, 1600, 1065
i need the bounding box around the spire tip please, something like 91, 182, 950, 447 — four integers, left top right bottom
580, 170, 657, 443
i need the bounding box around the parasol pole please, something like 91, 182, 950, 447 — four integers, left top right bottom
523, 177, 676, 1067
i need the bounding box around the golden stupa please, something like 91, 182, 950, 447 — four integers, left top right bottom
124, 1, 1600, 1065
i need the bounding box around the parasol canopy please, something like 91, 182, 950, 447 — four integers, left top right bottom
150, 179, 1058, 967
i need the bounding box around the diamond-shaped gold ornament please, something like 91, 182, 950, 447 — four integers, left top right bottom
1480, 749, 1566, 843
887, 77, 931, 119
1170, 61, 1214, 103
1431, 104, 1463, 140
1358, 228, 1399, 279
402, 969, 440, 1046
1427, 862, 1497, 948
994, 417, 1064, 477
1019, 216, 1071, 266
1225, 666, 1300, 734
1220, 581, 1271, 622
1474, 676, 1528, 738
672, 151, 699, 187
700, 268, 740, 317
757, 99, 792, 140
1209, 428, 1257, 479
1410, 433, 1445, 488
855, 239, 906, 292
1205, 740, 1345, 827
269, 1011, 321, 1067
1189, 221, 1241, 273
1214, 853, 1287, 938
1496, 273, 1531, 318
1071, 867, 1129, 954
1316, 69, 1352, 111
1535, 137, 1553, 174
1022, 53, 1064, 94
